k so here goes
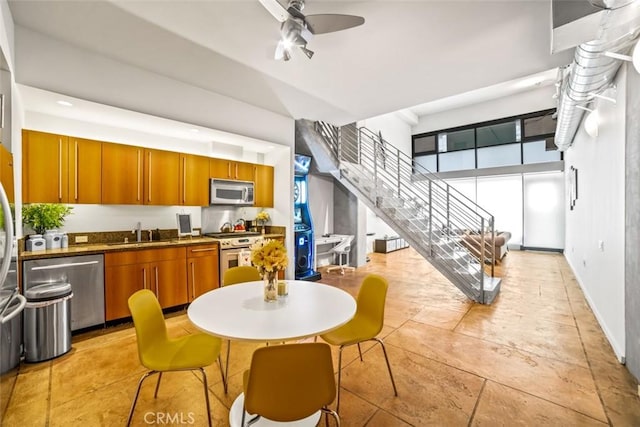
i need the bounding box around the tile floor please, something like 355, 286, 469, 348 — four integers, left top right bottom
2, 248, 640, 426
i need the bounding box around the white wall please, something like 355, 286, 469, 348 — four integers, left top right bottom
358, 113, 413, 244
564, 72, 626, 361
0, 0, 14, 72
360, 112, 413, 157
413, 85, 556, 134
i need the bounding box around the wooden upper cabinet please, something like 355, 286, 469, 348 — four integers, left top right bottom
23, 130, 70, 203
102, 142, 143, 205
68, 137, 102, 204
0, 144, 14, 203
210, 158, 253, 181
144, 148, 180, 205
253, 164, 274, 208
179, 153, 210, 206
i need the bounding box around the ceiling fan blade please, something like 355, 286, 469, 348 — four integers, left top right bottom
304, 14, 365, 35
258, 0, 290, 23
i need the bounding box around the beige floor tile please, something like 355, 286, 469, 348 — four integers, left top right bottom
365, 409, 413, 426
340, 344, 484, 426
455, 305, 588, 367
387, 321, 607, 422
1, 364, 50, 426
411, 304, 468, 330
471, 381, 608, 426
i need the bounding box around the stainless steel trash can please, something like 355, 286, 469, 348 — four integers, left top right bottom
24, 283, 73, 363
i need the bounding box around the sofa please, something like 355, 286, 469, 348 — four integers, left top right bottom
461, 231, 511, 263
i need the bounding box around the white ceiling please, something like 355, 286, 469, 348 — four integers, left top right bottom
8, 0, 574, 142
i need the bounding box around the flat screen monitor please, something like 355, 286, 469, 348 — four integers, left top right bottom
294, 154, 312, 175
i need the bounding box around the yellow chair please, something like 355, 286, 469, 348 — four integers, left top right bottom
221, 265, 262, 384
223, 265, 261, 287
127, 289, 226, 427
320, 274, 398, 412
241, 343, 340, 426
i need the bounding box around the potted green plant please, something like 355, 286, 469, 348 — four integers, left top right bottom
22, 203, 73, 235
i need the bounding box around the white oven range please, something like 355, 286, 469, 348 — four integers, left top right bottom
204, 232, 264, 285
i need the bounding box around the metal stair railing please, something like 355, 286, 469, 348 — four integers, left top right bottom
314, 121, 498, 303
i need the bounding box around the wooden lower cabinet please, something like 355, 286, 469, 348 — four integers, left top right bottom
105, 247, 187, 321
186, 243, 219, 301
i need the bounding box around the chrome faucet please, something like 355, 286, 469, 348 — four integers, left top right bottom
132, 222, 142, 242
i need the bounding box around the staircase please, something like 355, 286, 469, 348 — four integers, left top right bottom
297, 119, 501, 304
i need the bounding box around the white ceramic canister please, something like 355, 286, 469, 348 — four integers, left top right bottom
44, 230, 62, 250
27, 234, 46, 252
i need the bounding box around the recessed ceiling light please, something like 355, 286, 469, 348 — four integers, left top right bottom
57, 100, 73, 107
189, 128, 200, 133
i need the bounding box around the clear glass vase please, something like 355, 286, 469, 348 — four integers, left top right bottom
263, 271, 278, 302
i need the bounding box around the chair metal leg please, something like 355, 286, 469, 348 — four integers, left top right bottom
127, 370, 158, 427
321, 407, 341, 427
246, 414, 261, 426
225, 340, 231, 393
357, 343, 363, 362
153, 372, 163, 398
198, 367, 213, 427
336, 346, 344, 413
217, 354, 228, 394
373, 337, 398, 397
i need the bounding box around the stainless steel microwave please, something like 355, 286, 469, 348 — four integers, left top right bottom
210, 179, 254, 206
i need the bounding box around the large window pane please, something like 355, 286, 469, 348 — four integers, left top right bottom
524, 113, 556, 137
477, 144, 521, 168
414, 154, 437, 173
523, 171, 565, 249
476, 174, 523, 246
414, 135, 436, 154
439, 149, 475, 172
477, 120, 520, 147
523, 140, 561, 164
439, 129, 474, 152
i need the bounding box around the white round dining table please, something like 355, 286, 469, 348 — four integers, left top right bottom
187, 280, 357, 342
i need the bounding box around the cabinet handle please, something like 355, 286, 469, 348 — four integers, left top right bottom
148, 151, 152, 202
137, 150, 141, 201
143, 268, 147, 289
74, 140, 78, 201
190, 262, 195, 300
191, 248, 217, 253
58, 138, 63, 200
183, 156, 186, 204
154, 266, 159, 298
235, 164, 238, 179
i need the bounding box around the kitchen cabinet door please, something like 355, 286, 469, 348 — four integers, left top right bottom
180, 153, 210, 206
0, 144, 14, 203
210, 158, 253, 181
105, 263, 144, 321
187, 244, 219, 301
150, 258, 188, 308
144, 148, 180, 205
235, 161, 254, 181
68, 137, 102, 204
253, 164, 274, 208
22, 130, 69, 203
102, 142, 143, 204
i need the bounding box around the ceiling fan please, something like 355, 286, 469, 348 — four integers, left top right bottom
258, 0, 365, 61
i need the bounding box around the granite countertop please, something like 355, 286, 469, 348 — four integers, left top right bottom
19, 233, 285, 261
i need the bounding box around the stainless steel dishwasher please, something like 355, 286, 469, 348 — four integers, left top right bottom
23, 254, 105, 331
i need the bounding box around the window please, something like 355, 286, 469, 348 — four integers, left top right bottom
439, 129, 475, 152
411, 108, 559, 173
413, 135, 436, 155
476, 120, 520, 147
